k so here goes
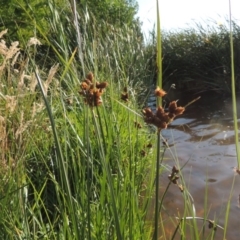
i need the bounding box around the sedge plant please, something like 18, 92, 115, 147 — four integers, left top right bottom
153, 1, 163, 239
228, 0, 240, 170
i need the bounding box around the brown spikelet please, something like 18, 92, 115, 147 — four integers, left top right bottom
86, 72, 94, 81
121, 86, 129, 102
140, 150, 146, 157
158, 121, 167, 129
155, 108, 165, 119
121, 92, 129, 102
155, 87, 167, 97
84, 79, 92, 85
146, 143, 153, 148
81, 82, 89, 90
174, 107, 185, 116
161, 113, 171, 123
96, 81, 108, 89
168, 101, 178, 113
142, 108, 154, 119
168, 165, 180, 184
156, 106, 164, 114
134, 121, 142, 129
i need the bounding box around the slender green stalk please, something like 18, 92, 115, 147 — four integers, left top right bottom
85, 106, 92, 240
153, 1, 163, 239
229, 0, 240, 168
153, 132, 161, 240
156, 0, 163, 106
223, 175, 236, 239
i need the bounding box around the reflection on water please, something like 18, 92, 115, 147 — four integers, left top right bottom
157, 95, 240, 239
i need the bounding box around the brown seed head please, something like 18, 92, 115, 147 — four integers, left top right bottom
156, 106, 165, 114
159, 121, 168, 129
155, 87, 167, 97
84, 79, 92, 85
208, 220, 217, 231
153, 117, 167, 129
168, 101, 178, 113
134, 121, 142, 129
172, 165, 179, 174
168, 174, 179, 184
160, 113, 171, 123
174, 107, 185, 116
121, 92, 129, 102
96, 81, 108, 89
81, 82, 89, 90
146, 143, 153, 148
142, 108, 154, 118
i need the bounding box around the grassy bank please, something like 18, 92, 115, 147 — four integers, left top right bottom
0, 26, 158, 238
0, 0, 157, 237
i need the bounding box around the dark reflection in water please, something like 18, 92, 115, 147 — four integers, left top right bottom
156, 94, 240, 239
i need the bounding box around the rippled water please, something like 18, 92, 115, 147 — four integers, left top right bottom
156, 94, 240, 239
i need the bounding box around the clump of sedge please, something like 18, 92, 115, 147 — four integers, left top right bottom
79, 72, 108, 107
168, 165, 184, 192
142, 101, 185, 130
142, 87, 185, 130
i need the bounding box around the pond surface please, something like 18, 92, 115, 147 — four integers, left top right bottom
156, 94, 240, 239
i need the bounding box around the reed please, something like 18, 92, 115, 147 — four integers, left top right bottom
228, 0, 240, 170
145, 19, 240, 94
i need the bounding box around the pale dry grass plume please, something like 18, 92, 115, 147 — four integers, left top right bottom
0, 29, 59, 170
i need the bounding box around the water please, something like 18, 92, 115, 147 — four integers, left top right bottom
152, 94, 240, 239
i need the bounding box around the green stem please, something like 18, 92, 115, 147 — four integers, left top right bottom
229, 0, 240, 168
153, 130, 161, 240
156, 0, 162, 106
86, 107, 92, 240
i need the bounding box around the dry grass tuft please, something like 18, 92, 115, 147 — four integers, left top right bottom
0, 30, 58, 174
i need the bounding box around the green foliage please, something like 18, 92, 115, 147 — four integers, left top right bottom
1, 0, 46, 43
145, 21, 240, 93
78, 0, 139, 27
0, 0, 141, 46
0, 0, 155, 237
